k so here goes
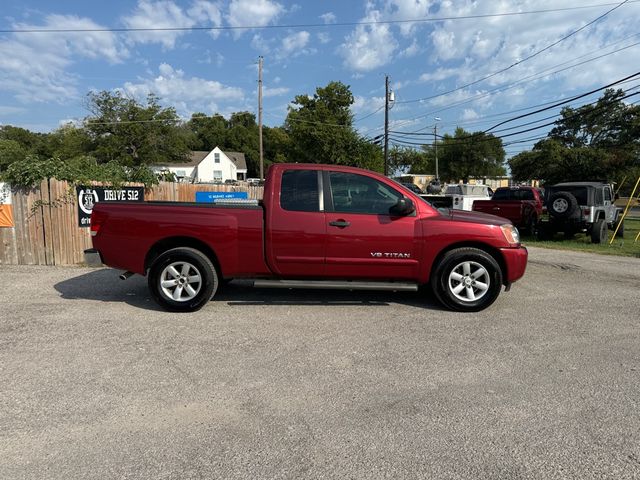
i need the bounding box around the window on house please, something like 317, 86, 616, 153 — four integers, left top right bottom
213, 170, 223, 181
214, 153, 220, 163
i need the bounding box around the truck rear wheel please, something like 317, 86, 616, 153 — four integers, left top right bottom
430, 247, 503, 312
148, 247, 218, 312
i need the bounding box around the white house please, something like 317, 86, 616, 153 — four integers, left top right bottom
153, 147, 248, 183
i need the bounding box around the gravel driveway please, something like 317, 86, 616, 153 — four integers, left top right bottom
1, 246, 639, 479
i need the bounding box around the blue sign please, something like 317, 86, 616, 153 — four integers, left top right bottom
195, 191, 248, 203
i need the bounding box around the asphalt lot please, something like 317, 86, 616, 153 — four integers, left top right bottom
1, 246, 639, 479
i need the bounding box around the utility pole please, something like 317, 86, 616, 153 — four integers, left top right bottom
384, 75, 389, 177
434, 116, 441, 181
258, 56, 264, 181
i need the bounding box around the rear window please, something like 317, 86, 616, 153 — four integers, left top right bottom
492, 189, 512, 200
280, 170, 320, 212
549, 186, 588, 205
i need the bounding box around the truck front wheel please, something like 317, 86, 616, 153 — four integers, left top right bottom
431, 248, 503, 312
148, 247, 218, 312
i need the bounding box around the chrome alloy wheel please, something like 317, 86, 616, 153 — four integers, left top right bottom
160, 261, 202, 302
447, 260, 490, 303
552, 198, 569, 213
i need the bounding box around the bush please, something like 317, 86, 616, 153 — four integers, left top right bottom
0, 155, 161, 189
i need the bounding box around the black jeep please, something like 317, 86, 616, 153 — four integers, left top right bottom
537, 182, 623, 243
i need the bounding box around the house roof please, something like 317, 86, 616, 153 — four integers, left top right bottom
225, 151, 247, 170
154, 149, 247, 170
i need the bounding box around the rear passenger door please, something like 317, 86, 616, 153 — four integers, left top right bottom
266, 169, 326, 277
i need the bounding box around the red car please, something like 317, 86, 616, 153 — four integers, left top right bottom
85, 164, 527, 312
473, 186, 544, 234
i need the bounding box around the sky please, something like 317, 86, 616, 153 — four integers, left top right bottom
1, 0, 640, 158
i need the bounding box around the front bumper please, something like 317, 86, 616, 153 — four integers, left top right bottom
499, 246, 528, 284
84, 248, 103, 267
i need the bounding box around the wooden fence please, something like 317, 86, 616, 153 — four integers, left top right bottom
0, 179, 264, 266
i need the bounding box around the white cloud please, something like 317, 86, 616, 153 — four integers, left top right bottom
320, 12, 337, 24
352, 95, 385, 115
277, 31, 312, 59
123, 64, 244, 115
226, 0, 284, 37
264, 86, 290, 98
419, 68, 459, 83
317, 32, 331, 44
123, 0, 223, 48
339, 8, 398, 72
0, 15, 127, 103
400, 39, 420, 58
460, 108, 479, 121
384, 0, 433, 36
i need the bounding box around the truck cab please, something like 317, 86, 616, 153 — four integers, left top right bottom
87, 164, 528, 313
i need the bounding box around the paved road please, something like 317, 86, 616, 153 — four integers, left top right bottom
1, 247, 639, 479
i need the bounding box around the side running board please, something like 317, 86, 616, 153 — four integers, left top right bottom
252, 279, 418, 292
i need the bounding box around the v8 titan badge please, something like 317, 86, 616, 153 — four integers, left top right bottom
76, 186, 144, 227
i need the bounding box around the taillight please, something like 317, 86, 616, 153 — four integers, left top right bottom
90, 209, 107, 237
583, 208, 590, 216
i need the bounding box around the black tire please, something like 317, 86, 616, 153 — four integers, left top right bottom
590, 219, 607, 244
522, 213, 537, 235
548, 191, 578, 219
148, 247, 218, 312
430, 247, 503, 312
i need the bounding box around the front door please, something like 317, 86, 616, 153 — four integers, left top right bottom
323, 171, 421, 280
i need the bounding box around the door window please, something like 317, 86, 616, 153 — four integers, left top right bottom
604, 187, 612, 202
329, 172, 401, 215
280, 170, 320, 212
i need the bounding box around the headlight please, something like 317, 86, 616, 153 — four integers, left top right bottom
500, 224, 520, 245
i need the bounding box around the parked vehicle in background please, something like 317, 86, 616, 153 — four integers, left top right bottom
473, 186, 543, 234
246, 178, 262, 186
537, 182, 623, 243
445, 184, 493, 211
401, 182, 423, 194
86, 164, 527, 313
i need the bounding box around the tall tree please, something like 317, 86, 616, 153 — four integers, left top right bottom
84, 91, 191, 166
284, 81, 382, 170
436, 128, 506, 182
510, 89, 640, 186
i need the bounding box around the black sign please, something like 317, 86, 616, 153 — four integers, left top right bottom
76, 186, 144, 227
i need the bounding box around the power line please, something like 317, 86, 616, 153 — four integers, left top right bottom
395, 0, 630, 106
485, 70, 640, 132
3, 2, 638, 34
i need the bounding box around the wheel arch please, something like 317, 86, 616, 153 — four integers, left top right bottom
429, 241, 507, 285
145, 236, 222, 278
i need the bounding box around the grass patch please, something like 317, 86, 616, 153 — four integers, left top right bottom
522, 217, 640, 258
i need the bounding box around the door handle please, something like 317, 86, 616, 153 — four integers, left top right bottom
329, 220, 351, 228
492, 207, 500, 211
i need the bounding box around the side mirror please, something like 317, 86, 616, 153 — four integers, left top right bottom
390, 197, 415, 216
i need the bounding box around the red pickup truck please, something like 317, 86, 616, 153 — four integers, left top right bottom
472, 186, 543, 233
85, 164, 527, 312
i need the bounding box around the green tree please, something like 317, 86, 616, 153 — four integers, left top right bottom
284, 81, 381, 170
84, 91, 191, 166
187, 113, 228, 151
509, 89, 640, 186
437, 128, 506, 182
46, 124, 93, 160
0, 139, 27, 171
